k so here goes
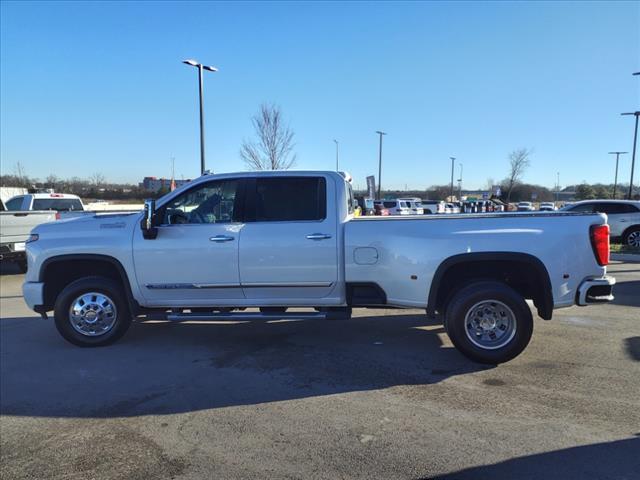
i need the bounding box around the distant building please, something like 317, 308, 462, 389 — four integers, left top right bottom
140, 177, 192, 192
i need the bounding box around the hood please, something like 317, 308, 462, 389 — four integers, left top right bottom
33, 211, 141, 236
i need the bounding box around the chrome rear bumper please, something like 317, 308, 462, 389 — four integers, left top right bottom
577, 276, 616, 306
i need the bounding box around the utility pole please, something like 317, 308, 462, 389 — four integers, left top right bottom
376, 131, 386, 200
555, 172, 560, 203
449, 157, 456, 201
457, 163, 463, 200
333, 139, 339, 171
608, 152, 627, 199
183, 59, 218, 175
621, 112, 639, 199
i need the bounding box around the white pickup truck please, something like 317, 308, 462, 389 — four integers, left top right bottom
0, 199, 56, 271
22, 171, 615, 364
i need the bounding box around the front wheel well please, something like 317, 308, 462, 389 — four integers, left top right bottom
40, 256, 136, 312
429, 254, 553, 320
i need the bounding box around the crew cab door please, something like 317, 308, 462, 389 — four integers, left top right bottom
132, 178, 245, 306
239, 176, 338, 300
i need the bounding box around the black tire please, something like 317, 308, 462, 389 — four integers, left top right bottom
444, 281, 533, 364
54, 276, 132, 347
623, 227, 640, 248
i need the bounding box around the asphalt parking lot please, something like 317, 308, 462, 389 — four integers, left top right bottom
1, 262, 638, 480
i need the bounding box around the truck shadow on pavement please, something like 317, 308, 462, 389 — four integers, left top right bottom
610, 279, 640, 307
0, 312, 492, 418
426, 436, 640, 480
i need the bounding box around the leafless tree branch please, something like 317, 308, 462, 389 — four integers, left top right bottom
240, 104, 297, 170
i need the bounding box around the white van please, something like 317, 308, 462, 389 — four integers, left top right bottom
381, 199, 419, 215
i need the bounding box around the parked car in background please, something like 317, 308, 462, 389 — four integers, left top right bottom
379, 199, 412, 215
444, 202, 460, 214
398, 198, 424, 215
517, 202, 534, 212
421, 200, 445, 214
561, 200, 640, 247
5, 192, 86, 219
0, 199, 56, 272
539, 202, 556, 211
373, 202, 390, 216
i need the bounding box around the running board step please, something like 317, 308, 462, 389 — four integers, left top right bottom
166, 310, 351, 322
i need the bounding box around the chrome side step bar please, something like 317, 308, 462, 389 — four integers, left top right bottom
165, 310, 351, 322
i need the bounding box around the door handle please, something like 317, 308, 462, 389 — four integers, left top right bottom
209, 235, 234, 242
306, 233, 332, 240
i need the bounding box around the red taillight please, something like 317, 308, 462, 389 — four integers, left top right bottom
55, 212, 61, 220
590, 224, 609, 266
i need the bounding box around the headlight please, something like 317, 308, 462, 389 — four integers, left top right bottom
25, 234, 39, 244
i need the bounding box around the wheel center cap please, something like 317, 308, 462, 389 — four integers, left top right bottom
84, 310, 98, 322
480, 318, 496, 331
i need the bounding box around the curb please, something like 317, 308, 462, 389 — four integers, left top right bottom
611, 253, 640, 263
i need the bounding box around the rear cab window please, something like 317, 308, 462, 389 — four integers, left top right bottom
248, 177, 326, 222
32, 198, 84, 211
5, 197, 24, 211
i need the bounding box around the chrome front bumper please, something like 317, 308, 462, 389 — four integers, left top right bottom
576, 276, 616, 306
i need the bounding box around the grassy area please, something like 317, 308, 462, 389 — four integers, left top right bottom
610, 244, 640, 255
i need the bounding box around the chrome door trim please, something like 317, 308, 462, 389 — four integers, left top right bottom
242, 281, 334, 288
146, 281, 334, 290
146, 283, 241, 289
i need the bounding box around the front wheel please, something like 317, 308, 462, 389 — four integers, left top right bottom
54, 276, 132, 347
444, 281, 533, 364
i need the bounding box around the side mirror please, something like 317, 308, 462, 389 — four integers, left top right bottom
141, 199, 158, 239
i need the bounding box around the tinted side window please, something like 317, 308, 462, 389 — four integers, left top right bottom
595, 203, 639, 214
253, 177, 326, 222
32, 199, 83, 211
5, 197, 23, 211
383, 201, 396, 208
162, 179, 239, 224
568, 203, 594, 213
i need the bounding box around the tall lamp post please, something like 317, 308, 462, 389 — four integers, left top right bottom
457, 163, 463, 200
183, 59, 218, 175
621, 112, 639, 200
333, 139, 339, 171
449, 157, 456, 201
376, 131, 386, 200
608, 151, 627, 199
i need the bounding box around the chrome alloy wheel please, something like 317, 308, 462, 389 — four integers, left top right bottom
69, 292, 118, 337
627, 230, 640, 248
464, 300, 517, 350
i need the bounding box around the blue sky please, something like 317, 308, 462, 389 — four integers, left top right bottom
1, 1, 639, 190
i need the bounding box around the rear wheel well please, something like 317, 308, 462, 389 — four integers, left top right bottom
41, 256, 134, 312
430, 254, 553, 320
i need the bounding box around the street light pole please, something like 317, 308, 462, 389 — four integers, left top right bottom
555, 172, 560, 203
621, 112, 639, 199
376, 131, 386, 200
183, 59, 218, 175
457, 163, 463, 200
449, 157, 456, 201
608, 151, 628, 199
333, 139, 339, 171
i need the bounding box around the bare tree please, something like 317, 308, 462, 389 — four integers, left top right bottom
90, 172, 105, 186
240, 104, 296, 170
46, 174, 59, 189
504, 148, 532, 203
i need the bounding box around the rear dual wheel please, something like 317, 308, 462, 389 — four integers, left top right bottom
444, 281, 533, 364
